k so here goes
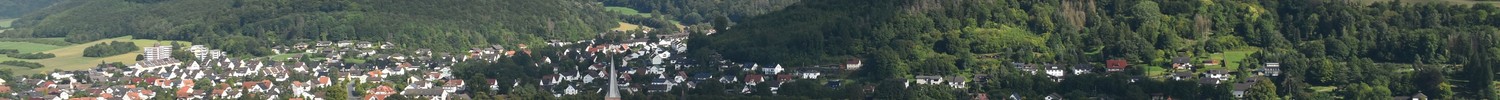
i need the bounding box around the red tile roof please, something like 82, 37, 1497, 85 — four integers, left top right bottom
1107, 59, 1129, 69
746, 74, 764, 83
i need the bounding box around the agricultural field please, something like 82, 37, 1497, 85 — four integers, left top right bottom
0, 36, 189, 75
0, 42, 62, 53
614, 22, 645, 31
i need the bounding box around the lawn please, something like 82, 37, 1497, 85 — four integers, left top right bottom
1, 36, 190, 75
1198, 47, 1261, 73
1146, 66, 1168, 77
605, 6, 651, 17
1222, 47, 1261, 69
267, 53, 306, 62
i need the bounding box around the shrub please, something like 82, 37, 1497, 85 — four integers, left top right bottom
0, 49, 16, 54
1, 61, 43, 68
83, 41, 138, 57
7, 52, 54, 59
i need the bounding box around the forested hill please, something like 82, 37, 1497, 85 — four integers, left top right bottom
707, 0, 1500, 98
0, 0, 59, 18
601, 0, 800, 24
1, 0, 618, 56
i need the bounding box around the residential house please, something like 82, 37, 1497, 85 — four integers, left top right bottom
363, 85, 395, 100
761, 65, 784, 74
1205, 69, 1230, 81
914, 75, 943, 85
443, 79, 465, 93
1013, 63, 1037, 74
647, 78, 672, 93
1044, 64, 1067, 78
1199, 77, 1222, 84
1172, 57, 1193, 70
844, 58, 863, 70
487, 79, 500, 91
357, 41, 374, 48
1107, 59, 1129, 72
1172, 72, 1193, 81
1232, 82, 1253, 98
1263, 63, 1281, 76
797, 70, 821, 79
315, 41, 332, 47
744, 74, 764, 86
946, 76, 965, 88
402, 88, 445, 100
1072, 64, 1094, 75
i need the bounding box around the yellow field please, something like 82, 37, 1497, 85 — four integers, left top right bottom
4, 36, 190, 75
613, 22, 644, 31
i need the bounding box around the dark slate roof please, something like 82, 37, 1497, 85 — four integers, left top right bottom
1173, 57, 1190, 64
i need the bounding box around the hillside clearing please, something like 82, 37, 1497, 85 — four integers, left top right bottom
0, 18, 15, 28
614, 22, 645, 31
606, 6, 652, 17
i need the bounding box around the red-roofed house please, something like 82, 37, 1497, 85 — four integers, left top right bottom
745, 74, 764, 85
1107, 59, 1129, 72
177, 80, 196, 98
364, 85, 396, 100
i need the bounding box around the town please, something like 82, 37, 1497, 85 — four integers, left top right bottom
0, 27, 1386, 100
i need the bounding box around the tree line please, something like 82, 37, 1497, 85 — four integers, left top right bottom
0, 0, 623, 56
0, 61, 42, 68
6, 52, 51, 59
82, 41, 137, 57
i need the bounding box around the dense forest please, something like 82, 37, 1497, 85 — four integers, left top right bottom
0, 0, 622, 56
699, 0, 1500, 99
0, 0, 58, 18
600, 0, 800, 24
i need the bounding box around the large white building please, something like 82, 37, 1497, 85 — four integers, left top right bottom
189, 45, 225, 60
144, 44, 174, 60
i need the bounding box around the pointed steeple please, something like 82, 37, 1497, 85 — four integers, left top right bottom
605, 61, 621, 100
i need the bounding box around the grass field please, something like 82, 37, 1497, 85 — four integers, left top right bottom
0, 42, 63, 53
267, 53, 306, 62
614, 22, 645, 31
0, 38, 74, 46
0, 18, 15, 28
605, 6, 652, 17
1146, 66, 1168, 77
0, 42, 64, 65
0, 36, 190, 75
